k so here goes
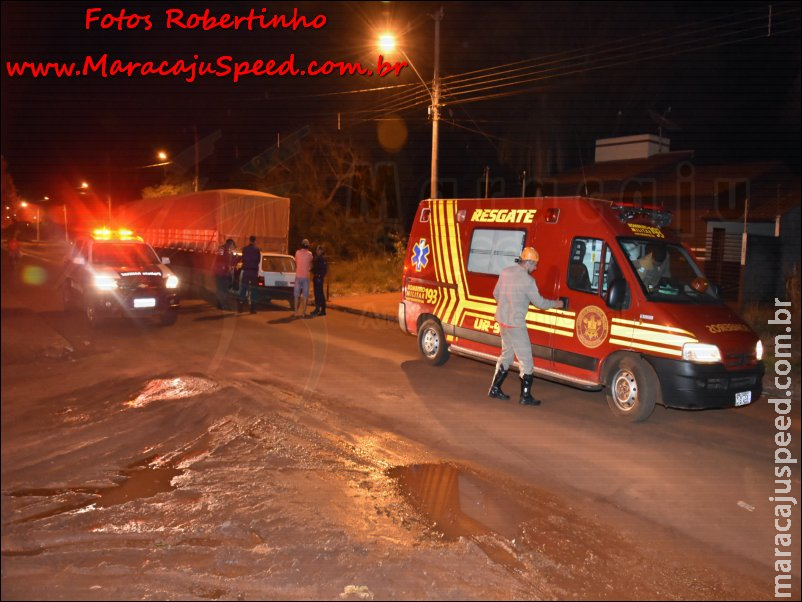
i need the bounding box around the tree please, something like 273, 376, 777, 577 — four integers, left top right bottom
140, 180, 195, 199
1, 156, 21, 227
250, 133, 392, 258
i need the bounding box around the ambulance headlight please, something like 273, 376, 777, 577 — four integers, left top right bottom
682, 342, 721, 364
165, 275, 179, 289
93, 275, 118, 291
755, 339, 764, 361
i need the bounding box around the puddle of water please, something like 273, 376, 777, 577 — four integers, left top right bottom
388, 462, 529, 572
9, 456, 183, 523
1, 548, 45, 557
125, 376, 218, 408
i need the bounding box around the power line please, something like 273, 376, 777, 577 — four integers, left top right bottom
440, 5, 799, 99
334, 3, 799, 134
439, 3, 798, 91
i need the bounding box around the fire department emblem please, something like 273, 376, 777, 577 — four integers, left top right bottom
576, 305, 608, 349
411, 238, 430, 272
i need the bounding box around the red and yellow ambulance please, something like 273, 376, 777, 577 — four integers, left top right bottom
398, 197, 765, 421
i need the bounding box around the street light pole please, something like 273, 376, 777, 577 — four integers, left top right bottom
430, 6, 443, 200
379, 7, 443, 200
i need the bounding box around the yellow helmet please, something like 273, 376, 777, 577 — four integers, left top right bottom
520, 247, 539, 262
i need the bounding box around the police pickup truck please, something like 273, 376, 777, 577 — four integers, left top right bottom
62, 228, 180, 326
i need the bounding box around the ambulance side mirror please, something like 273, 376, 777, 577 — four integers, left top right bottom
606, 278, 630, 310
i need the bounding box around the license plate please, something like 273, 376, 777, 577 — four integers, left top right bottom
134, 298, 156, 308
735, 391, 752, 406
275, 281, 287, 286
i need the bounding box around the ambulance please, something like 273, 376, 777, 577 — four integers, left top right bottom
398, 197, 765, 421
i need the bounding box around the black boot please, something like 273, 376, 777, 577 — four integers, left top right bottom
488, 367, 510, 400
519, 374, 541, 406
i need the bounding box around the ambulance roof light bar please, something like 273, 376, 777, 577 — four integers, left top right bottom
610, 203, 672, 228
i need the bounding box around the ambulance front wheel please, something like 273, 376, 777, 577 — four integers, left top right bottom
604, 355, 658, 422
418, 319, 450, 366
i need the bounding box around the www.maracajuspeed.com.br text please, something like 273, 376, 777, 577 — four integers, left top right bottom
5, 53, 407, 83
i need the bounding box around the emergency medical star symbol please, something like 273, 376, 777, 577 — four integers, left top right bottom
412, 238, 430, 272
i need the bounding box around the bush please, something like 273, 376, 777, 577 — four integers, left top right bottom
327, 251, 403, 296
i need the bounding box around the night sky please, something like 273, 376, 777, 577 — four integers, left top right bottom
2, 1, 799, 206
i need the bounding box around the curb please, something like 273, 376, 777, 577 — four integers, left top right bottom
326, 303, 396, 323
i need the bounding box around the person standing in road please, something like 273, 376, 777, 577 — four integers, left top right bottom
238, 235, 261, 314
7, 232, 21, 270
293, 238, 314, 318
488, 246, 565, 406
311, 245, 328, 316
214, 238, 237, 309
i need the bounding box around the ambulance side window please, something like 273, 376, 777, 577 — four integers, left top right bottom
467, 229, 526, 275
567, 237, 602, 294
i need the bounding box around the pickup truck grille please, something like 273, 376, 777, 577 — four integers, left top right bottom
117, 275, 163, 290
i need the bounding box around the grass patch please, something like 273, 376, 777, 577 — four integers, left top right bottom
327, 253, 403, 296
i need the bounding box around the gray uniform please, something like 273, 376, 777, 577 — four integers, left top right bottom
493, 263, 561, 376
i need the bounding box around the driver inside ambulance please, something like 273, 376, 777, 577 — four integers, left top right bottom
635, 243, 670, 291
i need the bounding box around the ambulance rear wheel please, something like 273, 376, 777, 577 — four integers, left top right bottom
604, 355, 658, 422
418, 319, 449, 366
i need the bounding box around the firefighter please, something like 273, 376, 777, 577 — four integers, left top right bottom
488, 246, 565, 405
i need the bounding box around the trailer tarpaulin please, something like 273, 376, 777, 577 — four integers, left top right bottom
120, 189, 290, 253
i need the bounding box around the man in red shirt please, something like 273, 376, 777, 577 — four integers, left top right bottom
293, 238, 313, 318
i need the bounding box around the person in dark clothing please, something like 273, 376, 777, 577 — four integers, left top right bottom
238, 235, 261, 313
214, 238, 237, 309
311, 245, 328, 316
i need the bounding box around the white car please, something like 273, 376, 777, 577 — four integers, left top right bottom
233, 251, 296, 308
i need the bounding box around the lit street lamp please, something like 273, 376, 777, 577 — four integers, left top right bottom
379, 6, 444, 199
141, 150, 172, 179
155, 150, 171, 177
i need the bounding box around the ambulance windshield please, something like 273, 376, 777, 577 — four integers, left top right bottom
620, 239, 719, 304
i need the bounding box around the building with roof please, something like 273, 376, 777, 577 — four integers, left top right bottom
544, 135, 799, 304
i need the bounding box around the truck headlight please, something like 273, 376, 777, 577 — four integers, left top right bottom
165, 275, 179, 289
93, 275, 118, 290
682, 342, 722, 364
756, 340, 764, 361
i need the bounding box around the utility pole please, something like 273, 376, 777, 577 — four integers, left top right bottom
738, 197, 749, 308
106, 153, 113, 222
193, 125, 200, 192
